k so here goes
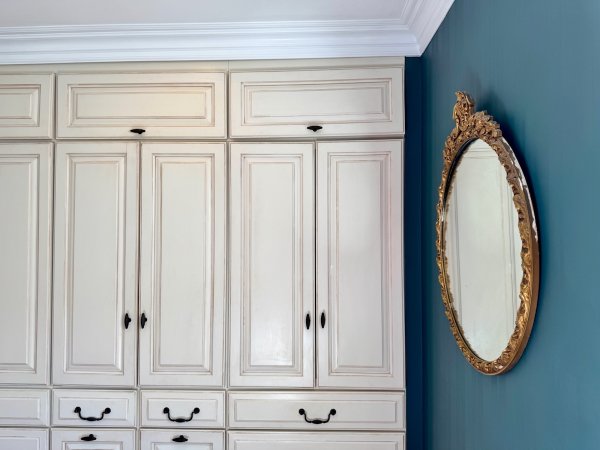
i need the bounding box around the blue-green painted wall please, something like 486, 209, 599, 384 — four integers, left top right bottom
418, 1, 600, 449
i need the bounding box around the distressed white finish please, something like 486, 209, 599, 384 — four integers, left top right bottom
228, 432, 405, 450
229, 143, 315, 388
0, 143, 52, 385
57, 72, 226, 139
139, 143, 225, 387
140, 391, 225, 428
53, 142, 139, 386
51, 429, 135, 450
0, 390, 50, 426
228, 391, 405, 430
51, 390, 137, 427
0, 74, 53, 138
0, 429, 48, 450
140, 430, 224, 450
317, 141, 405, 389
230, 67, 404, 138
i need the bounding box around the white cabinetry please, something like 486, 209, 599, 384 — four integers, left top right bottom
228, 432, 405, 450
51, 429, 135, 450
140, 430, 224, 450
0, 429, 48, 450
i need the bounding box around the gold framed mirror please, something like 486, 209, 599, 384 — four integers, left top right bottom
436, 92, 540, 375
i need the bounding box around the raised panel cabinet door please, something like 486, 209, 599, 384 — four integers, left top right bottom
228, 432, 405, 450
0, 429, 48, 450
0, 143, 52, 385
53, 142, 138, 386
140, 430, 224, 450
317, 141, 405, 389
229, 143, 315, 387
139, 143, 225, 387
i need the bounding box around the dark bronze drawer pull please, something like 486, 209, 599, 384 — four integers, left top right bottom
130, 128, 146, 135
163, 406, 200, 423
124, 313, 132, 329
307, 125, 323, 132
74, 406, 111, 422
298, 408, 336, 424
81, 434, 97, 442
172, 435, 188, 443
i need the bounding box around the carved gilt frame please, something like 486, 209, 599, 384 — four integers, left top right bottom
435, 92, 540, 375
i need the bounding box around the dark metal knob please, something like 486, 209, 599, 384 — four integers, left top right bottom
305, 313, 311, 330
307, 125, 323, 132
130, 128, 146, 135
172, 435, 188, 443
321, 312, 326, 328
140, 313, 147, 329
124, 313, 131, 329
81, 434, 97, 442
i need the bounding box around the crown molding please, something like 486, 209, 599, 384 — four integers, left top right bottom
410, 0, 454, 53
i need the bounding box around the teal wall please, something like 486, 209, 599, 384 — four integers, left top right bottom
416, 1, 600, 449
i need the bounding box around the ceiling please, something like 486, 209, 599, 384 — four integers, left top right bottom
0, 0, 454, 64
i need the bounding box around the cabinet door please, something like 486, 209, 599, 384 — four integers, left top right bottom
0, 429, 48, 450
228, 432, 405, 450
50, 429, 135, 450
53, 142, 138, 386
317, 141, 404, 389
140, 430, 224, 450
0, 143, 52, 385
139, 143, 225, 387
229, 143, 315, 387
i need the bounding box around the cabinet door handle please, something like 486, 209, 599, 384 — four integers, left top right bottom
81, 434, 96, 442
124, 313, 132, 329
298, 408, 336, 424
307, 125, 323, 132
305, 313, 311, 330
321, 312, 326, 328
140, 313, 147, 329
163, 407, 200, 423
130, 128, 146, 135
74, 406, 111, 422
172, 435, 189, 443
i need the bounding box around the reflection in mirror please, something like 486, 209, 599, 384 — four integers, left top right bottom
445, 139, 523, 361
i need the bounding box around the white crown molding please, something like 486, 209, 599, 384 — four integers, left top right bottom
409, 0, 455, 53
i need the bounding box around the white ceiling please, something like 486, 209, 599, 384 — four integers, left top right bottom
0, 0, 454, 64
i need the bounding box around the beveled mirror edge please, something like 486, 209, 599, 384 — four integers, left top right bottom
435, 92, 540, 375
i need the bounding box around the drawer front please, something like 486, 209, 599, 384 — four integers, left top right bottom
140, 430, 224, 450
57, 72, 226, 138
0, 74, 54, 138
0, 390, 49, 426
228, 392, 405, 431
0, 429, 48, 450
51, 429, 135, 450
141, 391, 225, 428
228, 432, 405, 450
52, 390, 136, 427
230, 67, 404, 138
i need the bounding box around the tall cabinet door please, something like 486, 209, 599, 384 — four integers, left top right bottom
139, 143, 226, 386
53, 142, 138, 386
230, 143, 315, 387
317, 141, 404, 389
0, 144, 52, 385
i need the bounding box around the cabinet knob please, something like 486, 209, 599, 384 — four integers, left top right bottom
81, 434, 97, 442
321, 312, 326, 328
130, 128, 146, 135
305, 313, 311, 330
172, 435, 189, 443
307, 125, 323, 132
140, 313, 148, 329
124, 313, 132, 329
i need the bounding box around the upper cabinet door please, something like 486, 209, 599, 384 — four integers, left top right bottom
0, 74, 54, 139
0, 144, 52, 385
57, 72, 226, 139
317, 141, 404, 389
139, 143, 226, 387
229, 67, 404, 138
53, 142, 138, 386
229, 143, 315, 388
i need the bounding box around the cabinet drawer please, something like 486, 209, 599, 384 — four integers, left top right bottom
141, 430, 224, 450
228, 392, 405, 431
0, 429, 48, 450
0, 74, 54, 138
228, 432, 405, 450
230, 67, 404, 138
52, 390, 136, 427
141, 391, 225, 428
57, 72, 226, 138
0, 390, 49, 426
51, 429, 135, 450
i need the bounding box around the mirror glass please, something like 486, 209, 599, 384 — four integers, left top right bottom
444, 138, 523, 361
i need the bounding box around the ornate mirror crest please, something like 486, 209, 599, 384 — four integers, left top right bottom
435, 92, 540, 375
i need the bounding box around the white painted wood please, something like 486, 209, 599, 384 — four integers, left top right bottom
0, 143, 52, 385
140, 430, 224, 450
229, 143, 315, 388
53, 142, 138, 387
139, 143, 225, 387
228, 432, 405, 450
0, 390, 50, 426
51, 390, 136, 427
0, 75, 53, 138
230, 67, 404, 138
57, 72, 226, 138
140, 391, 224, 428
0, 429, 48, 450
51, 429, 135, 450
317, 141, 405, 389
228, 392, 405, 430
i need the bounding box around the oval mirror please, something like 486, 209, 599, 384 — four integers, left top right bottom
436, 93, 540, 375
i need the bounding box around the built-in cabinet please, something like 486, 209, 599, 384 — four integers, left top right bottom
0, 58, 405, 450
